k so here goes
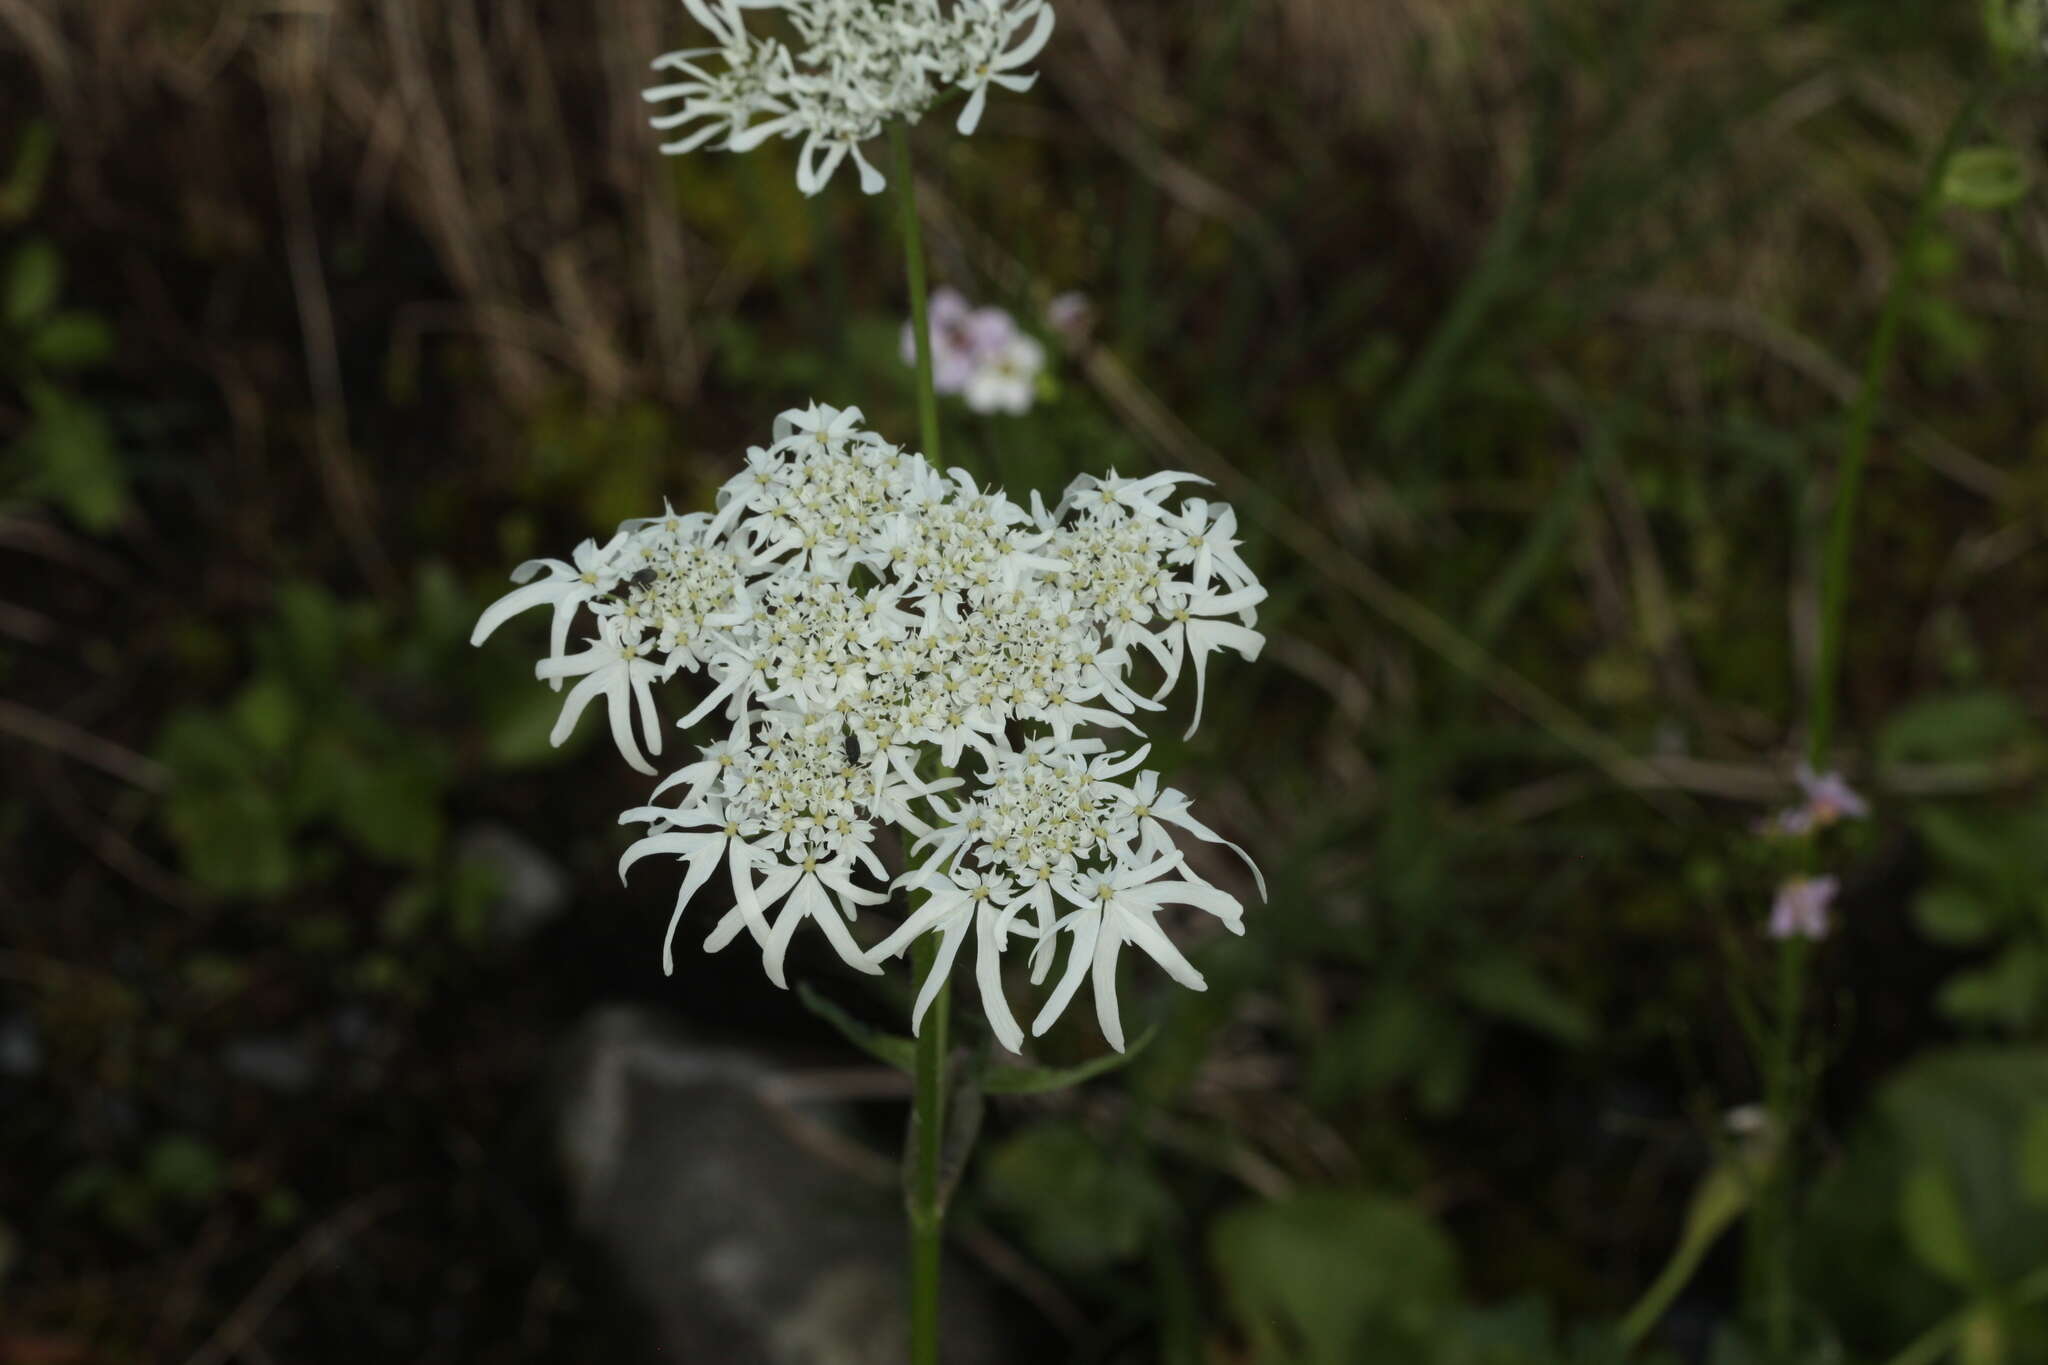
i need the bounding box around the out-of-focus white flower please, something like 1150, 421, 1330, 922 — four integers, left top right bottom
644, 0, 1057, 196
1044, 290, 1093, 344
474, 401, 1265, 1051
900, 287, 1020, 394
962, 332, 1045, 415
1768, 875, 1839, 941
900, 291, 1048, 413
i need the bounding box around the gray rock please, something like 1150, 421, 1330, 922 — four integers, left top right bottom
0, 1014, 41, 1078
458, 822, 571, 942
555, 1007, 1033, 1365
220, 1035, 318, 1093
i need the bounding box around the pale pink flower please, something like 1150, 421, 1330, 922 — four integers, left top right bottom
1766, 764, 1871, 836
1768, 875, 1838, 941
901, 288, 1020, 395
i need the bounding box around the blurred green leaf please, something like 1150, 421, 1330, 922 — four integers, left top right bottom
144, 1135, 225, 1205
1805, 1049, 2048, 1352
1212, 1190, 1458, 1365
1938, 948, 2042, 1032
1880, 691, 2037, 767
1901, 1162, 1979, 1286
980, 1121, 1165, 1273
981, 1021, 1156, 1094
0, 121, 53, 223
16, 381, 126, 531
1986, 0, 2046, 63
1942, 147, 2031, 212
158, 710, 298, 897
795, 982, 918, 1072
1915, 883, 2004, 947
232, 675, 301, 757
2019, 1106, 2048, 1207
1311, 987, 1433, 1101
1451, 953, 1595, 1046
331, 756, 446, 867
485, 682, 577, 768
29, 311, 114, 369
4, 238, 59, 326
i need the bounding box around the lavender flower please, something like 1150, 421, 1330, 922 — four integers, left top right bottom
1767, 876, 1839, 941
1764, 764, 1869, 837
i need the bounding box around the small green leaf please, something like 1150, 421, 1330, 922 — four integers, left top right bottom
5, 239, 60, 326
981, 1021, 1158, 1094
1915, 884, 2003, 947
796, 982, 918, 1072
232, 675, 301, 756
2021, 1105, 2048, 1206
0, 121, 54, 223
145, 1135, 225, 1205
1987, 0, 2046, 64
1943, 147, 2032, 212
18, 382, 126, 531
1900, 1162, 1978, 1286
29, 311, 114, 369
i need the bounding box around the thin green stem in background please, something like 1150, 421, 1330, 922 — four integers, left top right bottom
908, 934, 951, 1365
1758, 82, 1989, 1361
1806, 83, 1987, 767
892, 122, 943, 467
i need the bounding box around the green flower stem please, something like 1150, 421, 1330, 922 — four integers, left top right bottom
892, 122, 943, 467
1759, 83, 1988, 1358
909, 933, 950, 1365
892, 118, 951, 1365
1806, 82, 1988, 768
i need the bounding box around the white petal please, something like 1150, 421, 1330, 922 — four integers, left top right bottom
1030, 911, 1100, 1037
1090, 920, 1127, 1052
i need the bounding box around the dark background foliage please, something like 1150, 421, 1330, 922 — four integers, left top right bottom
3, 1, 2048, 1361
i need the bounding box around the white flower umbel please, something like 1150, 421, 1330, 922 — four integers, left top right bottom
474, 402, 1264, 1050
645, 0, 1056, 196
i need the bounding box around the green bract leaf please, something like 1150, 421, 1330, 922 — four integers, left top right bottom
1942, 146, 2032, 212
981, 1021, 1157, 1094
796, 982, 918, 1072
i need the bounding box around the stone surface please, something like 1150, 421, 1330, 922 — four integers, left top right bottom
554, 1007, 1036, 1365
458, 821, 571, 943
